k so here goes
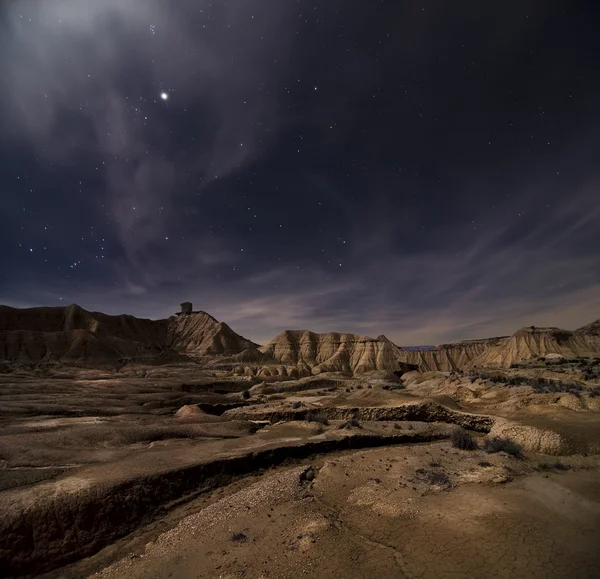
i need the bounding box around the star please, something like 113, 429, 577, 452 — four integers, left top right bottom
160, 92, 169, 101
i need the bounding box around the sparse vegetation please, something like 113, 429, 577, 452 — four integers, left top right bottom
382, 383, 406, 391
483, 436, 522, 457
538, 462, 571, 471
415, 468, 451, 487
470, 371, 595, 396
552, 330, 574, 345
305, 411, 329, 425
450, 427, 478, 450
338, 417, 361, 429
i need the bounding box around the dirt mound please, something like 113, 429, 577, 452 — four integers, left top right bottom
260, 330, 408, 375
167, 312, 259, 356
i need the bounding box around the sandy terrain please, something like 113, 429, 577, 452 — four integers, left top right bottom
90, 446, 600, 579
0, 361, 598, 579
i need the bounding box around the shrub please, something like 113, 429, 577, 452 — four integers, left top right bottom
450, 428, 478, 450
291, 401, 302, 409
241, 389, 250, 399
552, 330, 573, 345
483, 436, 522, 457
416, 468, 451, 487
338, 417, 361, 429
305, 411, 329, 425
230, 532, 247, 543
478, 461, 492, 467
538, 462, 570, 471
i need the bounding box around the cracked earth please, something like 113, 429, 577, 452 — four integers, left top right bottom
88, 441, 600, 579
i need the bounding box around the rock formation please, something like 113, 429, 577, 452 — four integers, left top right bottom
404, 337, 509, 372
2, 303, 599, 373
0, 304, 173, 367
0, 305, 257, 367
471, 325, 600, 367
167, 311, 258, 356
403, 323, 600, 370
259, 330, 409, 375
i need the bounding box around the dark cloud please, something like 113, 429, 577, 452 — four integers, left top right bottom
1, 0, 599, 345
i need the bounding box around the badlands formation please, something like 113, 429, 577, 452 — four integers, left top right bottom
1, 304, 600, 578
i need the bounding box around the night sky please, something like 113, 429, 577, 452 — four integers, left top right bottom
1, 1, 599, 346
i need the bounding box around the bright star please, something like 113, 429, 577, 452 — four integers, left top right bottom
160, 92, 169, 101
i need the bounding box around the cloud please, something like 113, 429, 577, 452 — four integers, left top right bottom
0, 0, 296, 263
1, 1, 598, 346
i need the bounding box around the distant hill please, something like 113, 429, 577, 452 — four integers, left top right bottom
167, 311, 259, 355
0, 305, 256, 368
0, 304, 173, 367
259, 330, 410, 375
1, 303, 598, 373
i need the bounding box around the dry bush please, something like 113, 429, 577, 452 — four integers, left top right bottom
305, 411, 329, 425
483, 436, 522, 457
338, 417, 361, 430
450, 428, 478, 450
415, 468, 451, 487
538, 462, 571, 471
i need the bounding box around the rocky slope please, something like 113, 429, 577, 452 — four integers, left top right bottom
401, 321, 600, 371
404, 337, 509, 372
578, 319, 600, 336
0, 305, 257, 367
471, 325, 600, 367
0, 304, 172, 367
259, 330, 410, 375
2, 303, 599, 373
167, 311, 259, 356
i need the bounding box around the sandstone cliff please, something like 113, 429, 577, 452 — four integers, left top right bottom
0, 304, 172, 366
404, 337, 509, 372
259, 330, 409, 375
167, 311, 259, 356
471, 326, 600, 367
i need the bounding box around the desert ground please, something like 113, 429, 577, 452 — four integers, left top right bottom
1, 306, 599, 578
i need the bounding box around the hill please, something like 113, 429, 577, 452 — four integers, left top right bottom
0, 304, 173, 367
167, 311, 259, 356
259, 330, 410, 375
0, 305, 257, 368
